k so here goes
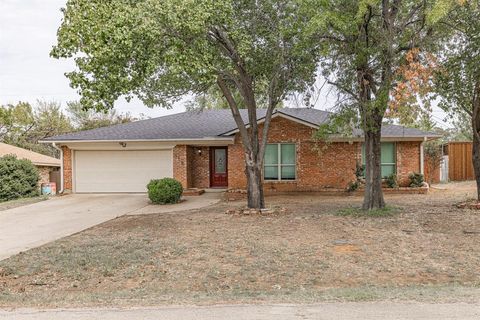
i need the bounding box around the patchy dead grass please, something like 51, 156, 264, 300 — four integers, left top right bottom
335, 206, 400, 217
1, 181, 480, 308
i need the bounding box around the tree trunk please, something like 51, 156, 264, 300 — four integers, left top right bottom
246, 164, 265, 209
472, 83, 480, 201
362, 126, 386, 210
472, 133, 480, 201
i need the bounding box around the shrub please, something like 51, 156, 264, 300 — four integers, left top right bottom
385, 173, 398, 188
147, 178, 183, 204
355, 163, 365, 179
0, 155, 40, 202
347, 180, 359, 192
424, 141, 443, 185
409, 172, 424, 187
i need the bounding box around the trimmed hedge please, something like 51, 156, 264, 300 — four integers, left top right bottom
0, 155, 40, 202
147, 178, 183, 204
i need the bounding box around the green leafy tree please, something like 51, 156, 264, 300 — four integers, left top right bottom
51, 0, 319, 208
0, 102, 34, 142
435, 1, 480, 199
66, 101, 135, 130
449, 113, 473, 141
303, 0, 444, 210
0, 101, 72, 157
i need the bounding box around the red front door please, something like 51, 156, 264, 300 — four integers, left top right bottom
210, 147, 228, 188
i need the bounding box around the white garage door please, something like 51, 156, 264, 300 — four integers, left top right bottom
74, 150, 173, 193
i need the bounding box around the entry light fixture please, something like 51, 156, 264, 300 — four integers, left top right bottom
196, 148, 202, 155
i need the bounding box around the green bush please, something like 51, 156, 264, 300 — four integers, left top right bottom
147, 178, 183, 204
409, 172, 424, 187
347, 180, 359, 192
385, 173, 398, 188
0, 155, 40, 202
355, 163, 365, 179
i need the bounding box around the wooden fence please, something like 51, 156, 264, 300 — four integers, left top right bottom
448, 142, 474, 181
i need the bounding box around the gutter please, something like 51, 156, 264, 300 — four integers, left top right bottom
420, 136, 427, 175
39, 137, 235, 144
51, 142, 64, 194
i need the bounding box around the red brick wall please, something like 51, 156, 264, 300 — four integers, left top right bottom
228, 139, 247, 189
396, 141, 422, 186
226, 117, 426, 191
174, 145, 211, 189
37, 166, 51, 185
62, 146, 72, 192
189, 146, 210, 188
228, 116, 359, 191
173, 145, 190, 189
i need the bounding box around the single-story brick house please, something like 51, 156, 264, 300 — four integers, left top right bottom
42, 108, 440, 193
0, 142, 60, 185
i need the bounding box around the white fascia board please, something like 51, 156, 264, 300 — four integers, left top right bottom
40, 137, 235, 145
327, 135, 440, 142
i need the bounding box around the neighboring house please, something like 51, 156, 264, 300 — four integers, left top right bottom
0, 142, 60, 185
42, 108, 440, 193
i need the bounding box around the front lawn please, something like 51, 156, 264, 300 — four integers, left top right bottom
0, 182, 479, 307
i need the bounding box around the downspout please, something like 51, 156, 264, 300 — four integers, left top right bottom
420, 136, 427, 176
52, 142, 64, 193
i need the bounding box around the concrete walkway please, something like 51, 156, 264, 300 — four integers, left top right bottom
1, 303, 479, 320
128, 192, 221, 215
0, 193, 222, 261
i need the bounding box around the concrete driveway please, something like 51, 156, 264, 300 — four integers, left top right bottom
0, 194, 148, 261
0, 193, 222, 261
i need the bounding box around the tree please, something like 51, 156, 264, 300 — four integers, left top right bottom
303, 0, 443, 209
435, 1, 480, 199
0, 102, 34, 142
450, 112, 473, 141
424, 140, 443, 185
51, 0, 319, 208
185, 87, 242, 111
0, 101, 73, 157
66, 101, 135, 131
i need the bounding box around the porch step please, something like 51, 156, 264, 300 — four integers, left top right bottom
183, 188, 205, 196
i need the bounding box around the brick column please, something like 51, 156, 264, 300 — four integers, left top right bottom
62, 146, 73, 192
396, 141, 421, 187
173, 145, 190, 189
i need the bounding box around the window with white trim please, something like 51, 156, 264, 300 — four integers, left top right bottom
361, 142, 396, 177
264, 143, 296, 180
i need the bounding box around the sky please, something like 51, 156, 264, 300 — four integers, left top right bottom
0, 0, 450, 127
0, 0, 184, 118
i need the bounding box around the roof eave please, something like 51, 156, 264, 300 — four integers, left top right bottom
33, 162, 61, 167
40, 137, 235, 144
327, 135, 442, 142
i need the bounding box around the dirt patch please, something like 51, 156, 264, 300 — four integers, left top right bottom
0, 182, 479, 307
333, 244, 362, 254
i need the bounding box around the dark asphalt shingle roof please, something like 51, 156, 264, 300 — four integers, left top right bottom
43, 108, 439, 142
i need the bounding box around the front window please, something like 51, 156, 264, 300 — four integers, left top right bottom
264, 143, 296, 180
362, 142, 396, 177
